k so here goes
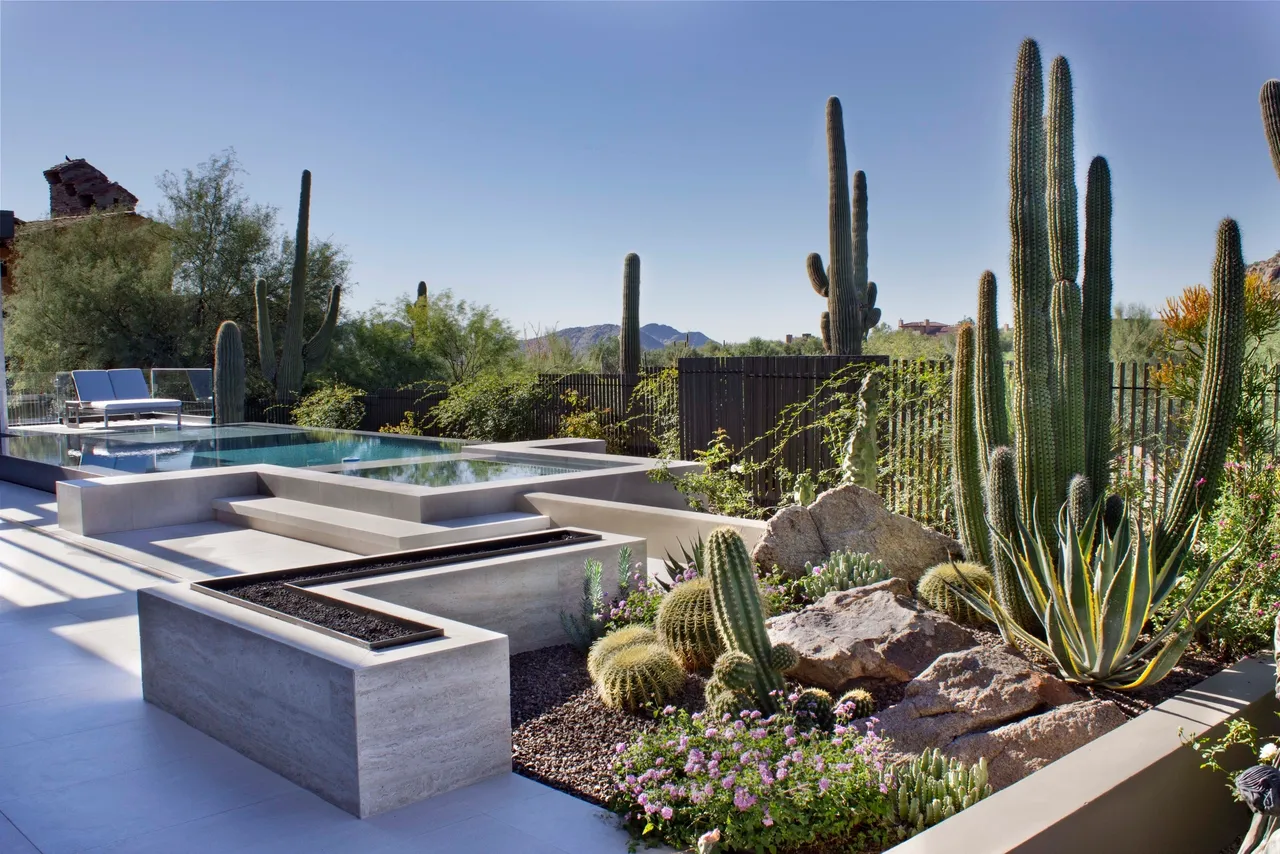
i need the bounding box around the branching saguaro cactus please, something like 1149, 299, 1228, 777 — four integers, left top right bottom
213, 320, 245, 424
620, 253, 641, 377
951, 38, 1246, 641
255, 169, 341, 404
807, 98, 880, 354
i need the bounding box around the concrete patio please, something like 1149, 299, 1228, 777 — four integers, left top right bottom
0, 482, 638, 854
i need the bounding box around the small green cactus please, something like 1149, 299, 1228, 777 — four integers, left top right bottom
917, 562, 995, 627
891, 749, 992, 837
620, 253, 641, 376
704, 527, 797, 716
840, 370, 880, 490
836, 688, 877, 721
790, 687, 835, 732
799, 550, 889, 602
587, 625, 657, 682
705, 650, 757, 718
655, 577, 723, 671
595, 642, 685, 713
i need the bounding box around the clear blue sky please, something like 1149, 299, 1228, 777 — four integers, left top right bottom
3, 2, 1277, 343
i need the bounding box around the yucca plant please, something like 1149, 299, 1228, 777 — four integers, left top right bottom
658, 535, 706, 591
951, 497, 1241, 689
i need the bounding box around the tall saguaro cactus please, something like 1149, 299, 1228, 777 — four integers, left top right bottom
952, 324, 990, 566
973, 271, 1009, 485
620, 253, 641, 376
807, 97, 879, 354
255, 169, 342, 404
1262, 79, 1280, 183
1081, 156, 1114, 495
213, 320, 245, 425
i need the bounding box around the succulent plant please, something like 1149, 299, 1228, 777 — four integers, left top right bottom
790, 687, 835, 732
799, 550, 889, 602
595, 642, 686, 713
835, 688, 877, 722
213, 320, 245, 425
655, 576, 723, 671
806, 98, 878, 354
254, 170, 341, 404
620, 253, 641, 376
658, 535, 705, 591
949, 40, 1246, 675
587, 625, 657, 682
916, 562, 994, 627
891, 749, 992, 837
704, 527, 797, 717
840, 370, 880, 491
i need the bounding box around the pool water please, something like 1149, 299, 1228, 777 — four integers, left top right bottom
348, 457, 586, 487
3, 425, 464, 475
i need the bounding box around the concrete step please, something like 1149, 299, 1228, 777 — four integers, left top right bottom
212, 495, 550, 555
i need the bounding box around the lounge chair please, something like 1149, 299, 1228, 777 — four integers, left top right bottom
66, 369, 183, 427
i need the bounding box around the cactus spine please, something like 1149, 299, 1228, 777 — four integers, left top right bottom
595, 642, 685, 712
620, 253, 641, 376
704, 527, 796, 716
917, 562, 994, 627
655, 577, 723, 671
1154, 219, 1246, 565
1067, 473, 1093, 533
951, 325, 990, 565
806, 98, 877, 354
213, 321, 245, 424
973, 271, 1010, 484
1262, 80, 1280, 183
255, 170, 341, 403
1081, 157, 1114, 495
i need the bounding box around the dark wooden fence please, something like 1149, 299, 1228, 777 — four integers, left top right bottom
232, 360, 1280, 533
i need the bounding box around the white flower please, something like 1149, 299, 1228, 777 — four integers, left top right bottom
1261, 743, 1278, 763
729, 464, 742, 474
697, 828, 722, 854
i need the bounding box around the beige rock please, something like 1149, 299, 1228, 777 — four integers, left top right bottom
945, 699, 1128, 789
750, 503, 826, 576
750, 484, 962, 583
874, 645, 1079, 755
765, 578, 976, 692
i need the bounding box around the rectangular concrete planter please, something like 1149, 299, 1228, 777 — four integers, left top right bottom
885, 655, 1277, 854
139, 583, 512, 818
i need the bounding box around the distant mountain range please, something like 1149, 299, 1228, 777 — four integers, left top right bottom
525, 323, 713, 353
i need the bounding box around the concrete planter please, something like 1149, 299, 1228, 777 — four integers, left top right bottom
139, 530, 645, 817
885, 655, 1277, 854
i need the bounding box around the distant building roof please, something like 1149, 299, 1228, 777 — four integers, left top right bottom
897, 318, 956, 336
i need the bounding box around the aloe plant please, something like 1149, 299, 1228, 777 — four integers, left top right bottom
951, 497, 1241, 689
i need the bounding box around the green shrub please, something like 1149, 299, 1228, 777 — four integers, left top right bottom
430, 371, 550, 442
610, 707, 895, 852
291, 383, 366, 429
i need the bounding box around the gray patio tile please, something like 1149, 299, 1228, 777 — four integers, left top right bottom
0, 680, 144, 748
0, 745, 295, 854
410, 813, 571, 854
487, 789, 634, 854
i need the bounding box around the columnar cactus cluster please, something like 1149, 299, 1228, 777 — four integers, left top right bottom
704, 527, 798, 718
892, 749, 992, 837
254, 170, 342, 404
213, 320, 245, 425
807, 98, 880, 354
951, 39, 1247, 613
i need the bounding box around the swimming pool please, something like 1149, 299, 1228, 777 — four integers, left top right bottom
1, 424, 621, 486
2, 424, 462, 475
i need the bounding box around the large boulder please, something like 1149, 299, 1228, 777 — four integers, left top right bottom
946, 699, 1128, 789
765, 578, 977, 692
872, 645, 1079, 756
752, 484, 962, 583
